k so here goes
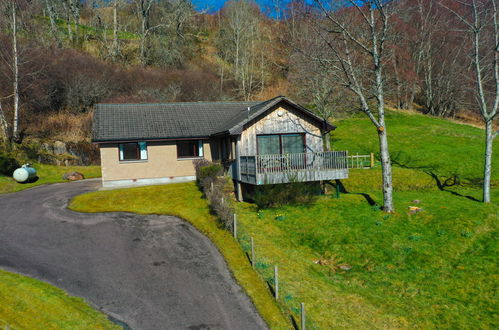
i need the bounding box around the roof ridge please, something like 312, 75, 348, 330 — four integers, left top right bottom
96, 101, 260, 107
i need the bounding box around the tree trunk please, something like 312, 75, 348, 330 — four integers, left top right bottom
140, 19, 147, 65
483, 120, 494, 203
0, 102, 9, 142
12, 1, 19, 142
324, 132, 331, 151
112, 0, 119, 60
378, 128, 394, 211
44, 0, 60, 47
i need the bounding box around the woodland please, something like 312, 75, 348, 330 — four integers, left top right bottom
0, 0, 497, 205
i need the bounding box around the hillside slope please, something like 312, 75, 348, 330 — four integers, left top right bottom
333, 110, 499, 185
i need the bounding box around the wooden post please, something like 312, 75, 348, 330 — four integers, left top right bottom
274, 265, 279, 299
370, 152, 375, 168
301, 302, 306, 330
237, 181, 243, 201
251, 237, 255, 268
233, 214, 237, 239
335, 182, 341, 198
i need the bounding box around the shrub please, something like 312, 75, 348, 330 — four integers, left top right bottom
253, 182, 320, 209
199, 163, 223, 181
194, 159, 234, 229
0, 154, 20, 176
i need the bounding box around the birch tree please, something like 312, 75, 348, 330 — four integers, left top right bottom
302, 0, 395, 211
44, 0, 61, 46
134, 0, 155, 65
440, 0, 498, 203
217, 0, 269, 100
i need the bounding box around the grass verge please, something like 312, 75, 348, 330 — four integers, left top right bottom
234, 173, 498, 328
0, 164, 101, 194
0, 269, 119, 329
69, 182, 290, 329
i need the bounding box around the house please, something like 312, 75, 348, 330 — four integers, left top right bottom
92, 96, 349, 199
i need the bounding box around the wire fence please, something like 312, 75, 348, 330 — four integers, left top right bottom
0, 319, 12, 330
233, 214, 316, 330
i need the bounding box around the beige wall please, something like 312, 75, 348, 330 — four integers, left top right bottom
100, 140, 214, 182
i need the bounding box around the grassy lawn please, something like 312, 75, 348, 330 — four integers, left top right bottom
229, 111, 498, 328
68, 110, 498, 328
333, 110, 499, 184
235, 180, 498, 328
0, 269, 119, 329
0, 164, 101, 194
69, 182, 290, 329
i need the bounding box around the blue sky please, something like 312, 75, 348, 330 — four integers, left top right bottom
191, 0, 293, 15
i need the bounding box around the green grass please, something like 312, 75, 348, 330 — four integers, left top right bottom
0, 269, 119, 329
334, 110, 499, 184
69, 182, 290, 329
68, 110, 498, 328
235, 184, 498, 328
228, 111, 499, 328
0, 164, 101, 194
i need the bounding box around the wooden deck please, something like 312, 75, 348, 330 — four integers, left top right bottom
237, 151, 349, 185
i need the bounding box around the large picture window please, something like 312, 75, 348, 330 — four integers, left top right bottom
257, 134, 305, 155
119, 142, 148, 161
177, 140, 204, 158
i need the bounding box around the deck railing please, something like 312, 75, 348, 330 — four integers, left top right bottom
239, 151, 348, 176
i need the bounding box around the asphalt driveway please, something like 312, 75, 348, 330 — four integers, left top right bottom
0, 180, 267, 330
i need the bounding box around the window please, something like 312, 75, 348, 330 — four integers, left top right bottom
119, 142, 147, 161
257, 134, 305, 155
177, 140, 203, 158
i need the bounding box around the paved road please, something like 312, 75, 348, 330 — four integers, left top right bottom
0, 180, 267, 330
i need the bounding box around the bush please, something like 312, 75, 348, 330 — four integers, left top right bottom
0, 154, 20, 176
199, 163, 223, 181
193, 159, 234, 229
253, 182, 320, 209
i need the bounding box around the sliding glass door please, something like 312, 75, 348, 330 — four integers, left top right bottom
256, 134, 306, 171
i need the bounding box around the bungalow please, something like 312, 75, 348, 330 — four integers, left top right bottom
92, 96, 349, 199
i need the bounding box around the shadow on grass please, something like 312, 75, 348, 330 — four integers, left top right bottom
424, 171, 481, 202
19, 176, 39, 184
328, 180, 380, 208
390, 156, 482, 203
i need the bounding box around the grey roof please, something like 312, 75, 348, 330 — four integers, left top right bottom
93, 96, 335, 142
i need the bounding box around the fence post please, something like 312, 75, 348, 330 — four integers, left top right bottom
251, 237, 255, 268
370, 152, 375, 168
301, 302, 306, 330
233, 214, 237, 239
274, 265, 279, 299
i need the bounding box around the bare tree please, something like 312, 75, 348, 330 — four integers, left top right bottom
134, 0, 154, 65
217, 0, 269, 100
9, 0, 20, 142
440, 0, 498, 202
44, 0, 61, 46
301, 0, 395, 211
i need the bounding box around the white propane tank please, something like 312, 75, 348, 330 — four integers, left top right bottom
13, 164, 37, 183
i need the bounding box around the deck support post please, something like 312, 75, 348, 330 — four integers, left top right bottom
236, 181, 243, 201
335, 181, 341, 198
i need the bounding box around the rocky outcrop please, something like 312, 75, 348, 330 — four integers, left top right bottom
62, 171, 85, 181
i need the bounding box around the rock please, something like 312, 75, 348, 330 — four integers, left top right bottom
41, 142, 52, 153
53, 141, 67, 155
63, 171, 85, 181
338, 264, 352, 271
